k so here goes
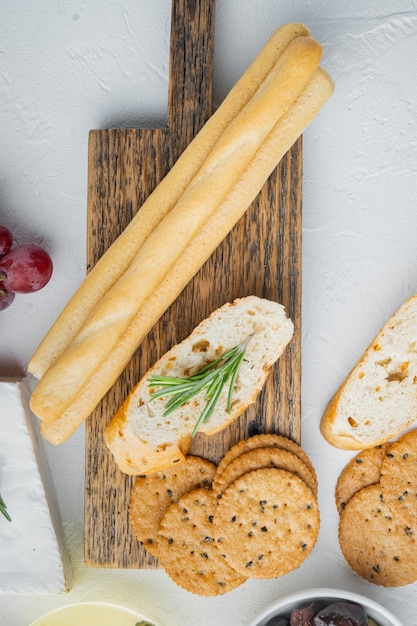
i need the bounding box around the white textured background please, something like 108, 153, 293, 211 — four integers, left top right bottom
1, 1, 417, 624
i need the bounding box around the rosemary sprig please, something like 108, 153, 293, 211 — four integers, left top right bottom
0, 491, 11, 522
148, 336, 251, 437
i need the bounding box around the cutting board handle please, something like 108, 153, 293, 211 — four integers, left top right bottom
168, 0, 215, 162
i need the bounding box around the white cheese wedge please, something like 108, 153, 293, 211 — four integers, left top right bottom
0, 378, 72, 594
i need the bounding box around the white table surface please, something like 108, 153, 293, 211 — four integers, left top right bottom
1, 1, 417, 624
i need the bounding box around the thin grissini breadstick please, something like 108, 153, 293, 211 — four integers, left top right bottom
40, 68, 334, 445
28, 23, 310, 381
30, 36, 322, 424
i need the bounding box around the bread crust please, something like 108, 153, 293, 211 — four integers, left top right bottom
320, 294, 417, 449
103, 401, 191, 475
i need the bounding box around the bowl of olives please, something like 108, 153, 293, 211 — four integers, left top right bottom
247, 587, 403, 626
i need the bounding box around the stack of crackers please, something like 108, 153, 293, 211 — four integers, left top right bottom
337, 428, 417, 587
129, 434, 320, 596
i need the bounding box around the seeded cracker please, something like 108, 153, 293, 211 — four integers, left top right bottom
213, 446, 318, 498
157, 487, 247, 596
216, 433, 317, 486
213, 468, 320, 579
129, 456, 216, 556
339, 484, 417, 586
335, 444, 389, 514
380, 429, 417, 527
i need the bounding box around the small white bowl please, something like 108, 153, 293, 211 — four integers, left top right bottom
247, 587, 403, 626
29, 601, 158, 626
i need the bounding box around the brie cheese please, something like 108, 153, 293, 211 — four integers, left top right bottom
0, 379, 72, 594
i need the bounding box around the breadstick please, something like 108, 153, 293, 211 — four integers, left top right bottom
40, 67, 334, 444
31, 36, 322, 423
28, 22, 310, 380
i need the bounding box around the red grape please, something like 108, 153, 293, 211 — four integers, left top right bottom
0, 225, 13, 257
0, 288, 15, 311
0, 244, 53, 294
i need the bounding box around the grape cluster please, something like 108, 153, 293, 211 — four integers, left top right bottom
0, 225, 53, 311
267, 600, 371, 626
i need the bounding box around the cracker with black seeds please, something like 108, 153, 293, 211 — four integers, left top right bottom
213, 467, 320, 579
335, 444, 389, 514
129, 456, 216, 556
380, 429, 417, 527
216, 433, 317, 488
157, 487, 247, 596
338, 483, 417, 587
212, 446, 317, 498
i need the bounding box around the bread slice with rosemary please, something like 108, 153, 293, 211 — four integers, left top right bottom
320, 294, 417, 450
104, 296, 294, 475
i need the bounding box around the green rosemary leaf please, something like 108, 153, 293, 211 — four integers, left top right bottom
0, 491, 11, 522
192, 373, 225, 436
148, 337, 250, 436
205, 370, 225, 402
148, 375, 187, 386
150, 380, 196, 402
227, 348, 246, 412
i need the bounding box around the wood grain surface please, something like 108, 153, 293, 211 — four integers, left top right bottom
85, 0, 302, 569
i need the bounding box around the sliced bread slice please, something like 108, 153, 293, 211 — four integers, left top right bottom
104, 296, 294, 475
320, 294, 417, 449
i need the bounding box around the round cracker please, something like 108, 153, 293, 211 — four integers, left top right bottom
213, 468, 320, 579
157, 487, 247, 596
216, 433, 317, 486
213, 446, 317, 498
335, 444, 389, 514
339, 484, 417, 587
129, 455, 216, 556
380, 429, 417, 526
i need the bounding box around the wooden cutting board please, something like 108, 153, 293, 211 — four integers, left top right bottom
85, 0, 302, 569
